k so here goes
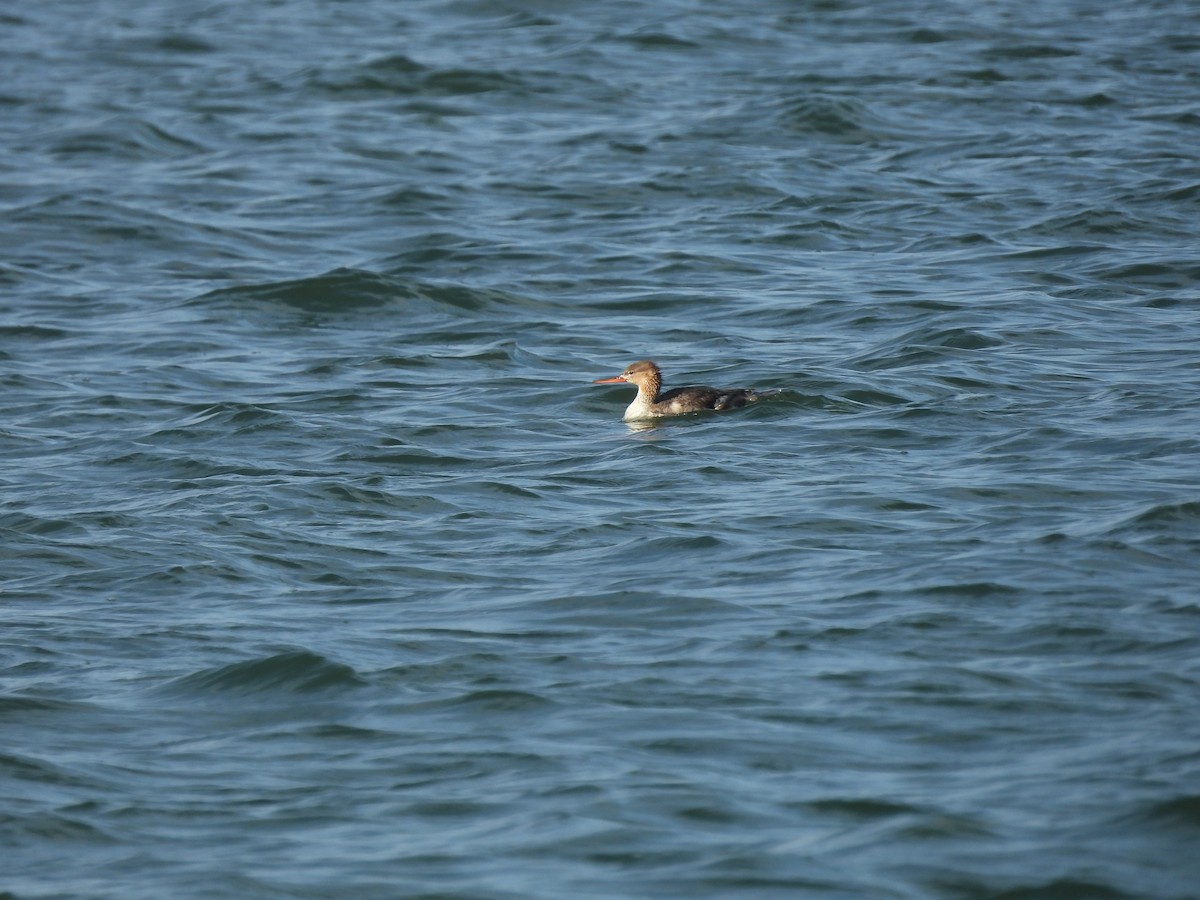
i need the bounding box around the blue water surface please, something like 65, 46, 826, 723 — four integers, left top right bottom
3, 1, 1199, 898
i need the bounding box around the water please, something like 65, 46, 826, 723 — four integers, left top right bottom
3, 1, 1199, 897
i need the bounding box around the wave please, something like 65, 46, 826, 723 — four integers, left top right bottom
192, 266, 532, 317
167, 649, 366, 696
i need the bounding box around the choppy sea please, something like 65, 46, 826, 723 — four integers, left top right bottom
3, 1, 1199, 897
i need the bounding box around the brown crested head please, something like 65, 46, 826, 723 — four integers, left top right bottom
593, 359, 662, 386
623, 360, 660, 380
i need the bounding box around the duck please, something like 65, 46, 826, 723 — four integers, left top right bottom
592, 359, 774, 421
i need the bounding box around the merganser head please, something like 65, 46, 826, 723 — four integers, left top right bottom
592, 360, 662, 390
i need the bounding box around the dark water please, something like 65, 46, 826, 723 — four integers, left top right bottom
3, 0, 1200, 897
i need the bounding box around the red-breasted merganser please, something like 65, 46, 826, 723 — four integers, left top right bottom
593, 360, 772, 421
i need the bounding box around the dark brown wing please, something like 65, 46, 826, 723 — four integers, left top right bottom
659, 386, 756, 412
712, 389, 756, 410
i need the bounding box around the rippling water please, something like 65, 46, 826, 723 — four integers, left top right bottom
4, 1, 1199, 897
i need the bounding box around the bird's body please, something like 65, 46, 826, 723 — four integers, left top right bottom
592, 360, 772, 421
